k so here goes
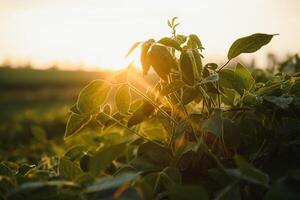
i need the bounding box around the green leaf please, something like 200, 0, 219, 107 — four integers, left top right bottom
96, 104, 112, 126
148, 44, 177, 80
89, 143, 127, 176
235, 63, 255, 92
175, 35, 187, 44
76, 80, 111, 113
228, 33, 276, 60
234, 155, 269, 188
137, 142, 172, 167
168, 185, 209, 200
264, 96, 293, 109
181, 87, 199, 105
192, 49, 203, 75
135, 172, 160, 199
179, 50, 197, 85
64, 113, 92, 139
199, 73, 219, 84
85, 173, 139, 198
161, 80, 185, 96
7, 181, 81, 200
222, 88, 241, 106
127, 101, 154, 128
160, 167, 182, 189
219, 69, 235, 89
140, 39, 155, 76
59, 157, 83, 180
215, 182, 241, 200
158, 37, 182, 51
167, 19, 172, 28
125, 41, 141, 58
188, 34, 204, 50
64, 145, 88, 161
202, 109, 223, 136
205, 63, 218, 70
80, 154, 91, 172
171, 17, 178, 26
70, 104, 81, 114
115, 85, 131, 114
219, 63, 255, 95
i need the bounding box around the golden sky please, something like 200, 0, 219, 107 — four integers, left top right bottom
0, 0, 299, 70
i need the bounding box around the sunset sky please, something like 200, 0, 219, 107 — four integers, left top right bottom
0, 0, 299, 70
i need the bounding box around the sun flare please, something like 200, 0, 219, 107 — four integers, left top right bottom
0, 0, 299, 70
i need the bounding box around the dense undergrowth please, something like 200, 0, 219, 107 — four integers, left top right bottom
1, 19, 300, 200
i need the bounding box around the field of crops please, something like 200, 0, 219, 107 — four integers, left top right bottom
1, 20, 300, 200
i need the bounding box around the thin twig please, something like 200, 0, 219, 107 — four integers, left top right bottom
127, 83, 178, 125
216, 59, 230, 72
102, 112, 166, 148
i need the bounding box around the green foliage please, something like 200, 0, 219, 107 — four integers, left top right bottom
168, 185, 209, 200
2, 18, 300, 200
76, 80, 111, 114
115, 85, 131, 114
179, 50, 198, 85
147, 44, 177, 80
228, 33, 276, 60
219, 63, 255, 95
64, 113, 91, 138
127, 101, 154, 127
234, 155, 269, 188
158, 37, 182, 51
201, 109, 223, 136
59, 157, 83, 180
89, 142, 127, 176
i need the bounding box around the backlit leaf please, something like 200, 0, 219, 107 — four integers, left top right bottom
64, 114, 92, 139
234, 63, 255, 92
228, 33, 276, 60
161, 80, 185, 96
148, 44, 177, 80
76, 80, 111, 113
219, 63, 255, 95
181, 87, 199, 105
127, 101, 154, 127
89, 143, 127, 176
192, 49, 203, 75
140, 39, 155, 76
64, 145, 88, 161
158, 37, 182, 51
59, 157, 83, 180
179, 50, 197, 85
125, 41, 141, 58
188, 34, 204, 50
115, 85, 131, 114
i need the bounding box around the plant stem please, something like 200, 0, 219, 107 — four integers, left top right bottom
223, 107, 251, 112
102, 112, 166, 148
127, 83, 178, 125
216, 59, 231, 72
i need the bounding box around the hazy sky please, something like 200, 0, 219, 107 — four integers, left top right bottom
0, 0, 299, 70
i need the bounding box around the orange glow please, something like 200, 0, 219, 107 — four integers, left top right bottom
0, 0, 299, 70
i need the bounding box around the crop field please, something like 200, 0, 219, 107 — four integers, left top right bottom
0, 18, 300, 200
